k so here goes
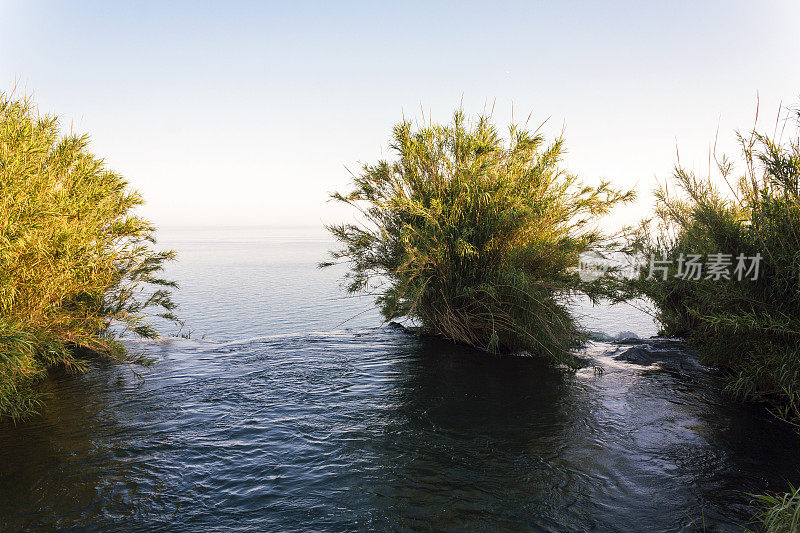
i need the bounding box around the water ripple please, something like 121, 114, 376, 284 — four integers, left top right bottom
2, 328, 799, 531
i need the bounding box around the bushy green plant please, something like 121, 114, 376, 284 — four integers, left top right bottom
323, 110, 634, 365
0, 93, 178, 421
629, 106, 800, 425
750, 485, 800, 533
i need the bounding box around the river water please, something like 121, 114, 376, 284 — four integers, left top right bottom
1, 227, 798, 531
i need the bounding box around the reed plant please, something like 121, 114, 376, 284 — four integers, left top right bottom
0, 93, 178, 421
628, 105, 800, 426
323, 110, 634, 365
750, 485, 800, 533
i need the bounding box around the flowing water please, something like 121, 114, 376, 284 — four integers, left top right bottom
1, 227, 799, 532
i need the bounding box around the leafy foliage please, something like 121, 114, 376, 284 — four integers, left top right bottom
750, 485, 800, 533
0, 94, 178, 421
324, 110, 633, 365
629, 105, 800, 425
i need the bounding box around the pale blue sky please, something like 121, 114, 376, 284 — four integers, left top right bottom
1, 1, 799, 227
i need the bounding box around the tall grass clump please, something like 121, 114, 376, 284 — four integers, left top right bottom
323, 110, 634, 365
750, 485, 800, 533
0, 93, 178, 421
629, 105, 800, 426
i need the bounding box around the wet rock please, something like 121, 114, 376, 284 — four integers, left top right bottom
612, 338, 701, 372
613, 331, 640, 341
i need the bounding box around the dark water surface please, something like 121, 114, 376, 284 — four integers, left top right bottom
1, 227, 799, 532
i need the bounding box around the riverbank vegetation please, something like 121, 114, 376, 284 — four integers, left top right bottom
0, 94, 178, 422
750, 485, 800, 533
628, 105, 800, 426
323, 110, 634, 366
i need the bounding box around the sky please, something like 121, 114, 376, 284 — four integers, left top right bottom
1, 0, 799, 229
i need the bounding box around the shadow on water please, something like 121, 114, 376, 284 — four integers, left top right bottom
360, 335, 800, 532
1, 327, 800, 532
363, 336, 583, 531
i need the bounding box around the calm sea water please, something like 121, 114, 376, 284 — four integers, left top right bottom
1, 227, 799, 531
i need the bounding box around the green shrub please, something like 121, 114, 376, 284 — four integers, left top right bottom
323, 110, 634, 365
0, 93, 178, 421
630, 106, 800, 425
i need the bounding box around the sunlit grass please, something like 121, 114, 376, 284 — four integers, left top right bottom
0, 93, 178, 422
323, 110, 634, 365
629, 104, 800, 426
